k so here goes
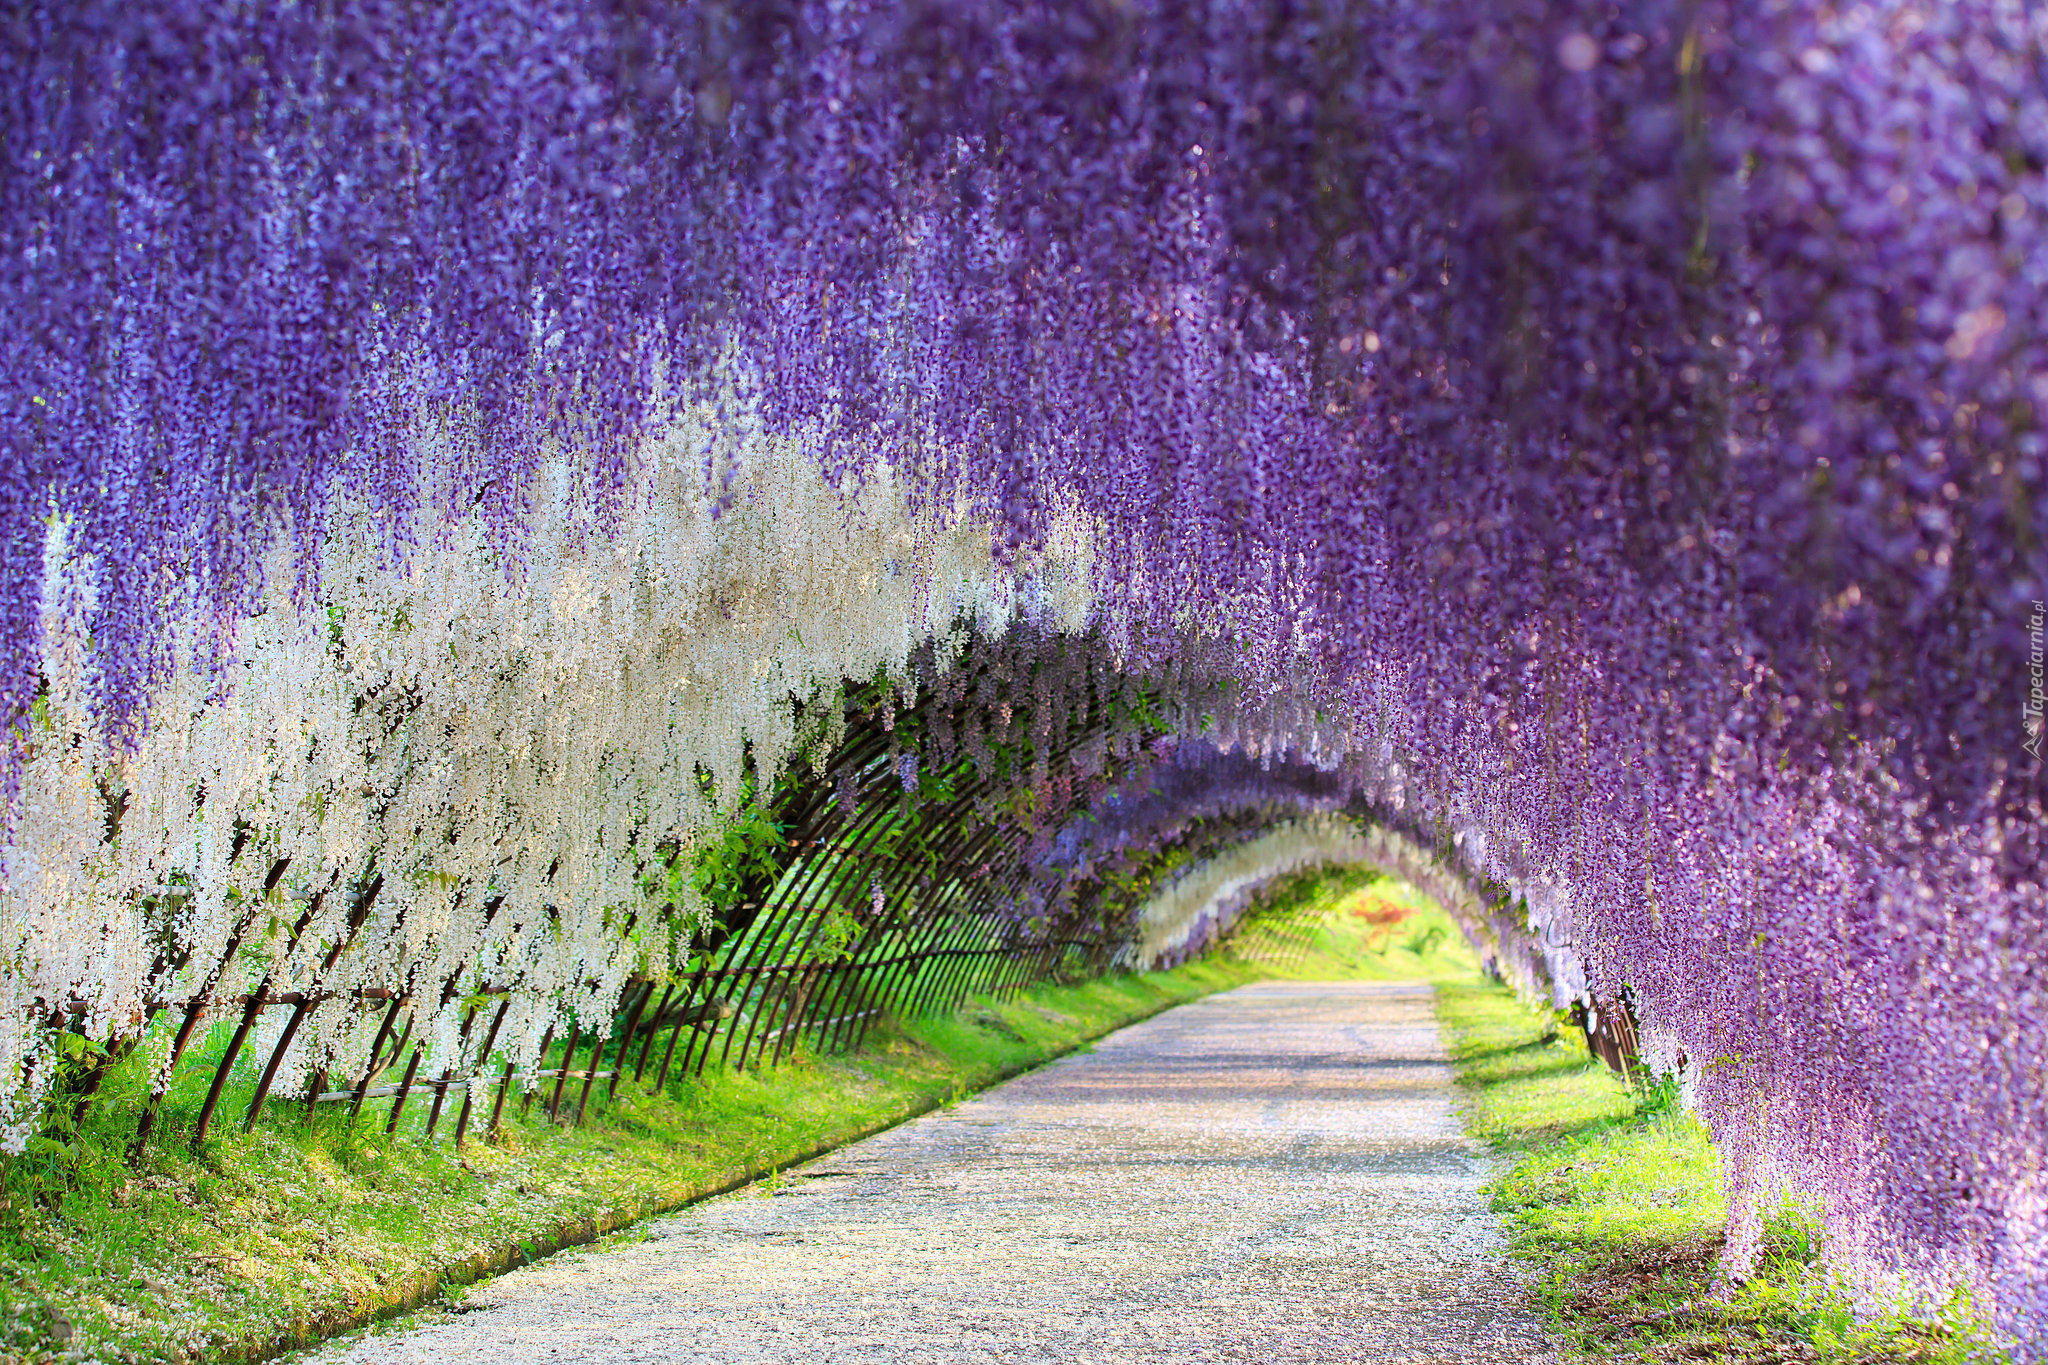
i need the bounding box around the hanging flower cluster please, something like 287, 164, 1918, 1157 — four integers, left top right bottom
3, 2, 2044, 1347
1043, 740, 1571, 997
3, 396, 1094, 1139
1121, 814, 1371, 969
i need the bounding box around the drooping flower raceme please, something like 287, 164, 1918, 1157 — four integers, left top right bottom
2, 2, 2045, 1349
2, 393, 1094, 1137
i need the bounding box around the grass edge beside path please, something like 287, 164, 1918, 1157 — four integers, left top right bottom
0, 886, 1463, 1365
1433, 980, 2010, 1365
3, 961, 1243, 1365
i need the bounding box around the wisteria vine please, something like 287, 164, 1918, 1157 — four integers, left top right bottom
3, 1, 2045, 1351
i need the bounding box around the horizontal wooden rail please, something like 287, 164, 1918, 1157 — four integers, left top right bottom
309, 1069, 615, 1105
759, 1010, 877, 1043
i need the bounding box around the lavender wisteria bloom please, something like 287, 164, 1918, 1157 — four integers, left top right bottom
2, 0, 2045, 1349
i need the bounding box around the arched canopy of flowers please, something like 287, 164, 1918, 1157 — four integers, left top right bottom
2, 2, 2044, 1351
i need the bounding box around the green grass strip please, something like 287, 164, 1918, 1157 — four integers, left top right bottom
0, 880, 1474, 1365
1434, 980, 2010, 1365
0, 965, 1231, 1364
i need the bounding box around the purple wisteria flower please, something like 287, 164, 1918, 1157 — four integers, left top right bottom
2, 1, 2044, 1348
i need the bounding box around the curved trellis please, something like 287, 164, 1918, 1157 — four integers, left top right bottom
51, 627, 1365, 1156
9, 4, 2043, 1343
37, 622, 1620, 1178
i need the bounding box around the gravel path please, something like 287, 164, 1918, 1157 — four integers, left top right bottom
312, 981, 1558, 1364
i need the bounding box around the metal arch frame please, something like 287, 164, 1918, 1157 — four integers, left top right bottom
731, 740, 938, 1066
78, 624, 1327, 1160
767, 774, 1003, 1064
703, 743, 913, 1073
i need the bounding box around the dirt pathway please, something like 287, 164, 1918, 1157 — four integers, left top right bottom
311, 981, 1558, 1364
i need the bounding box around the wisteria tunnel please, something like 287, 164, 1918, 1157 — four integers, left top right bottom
1, 1, 2045, 1359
